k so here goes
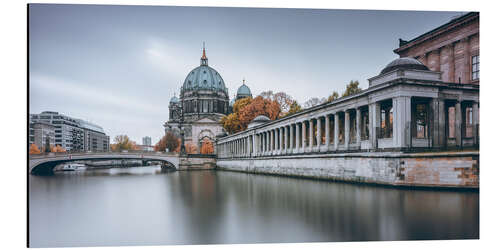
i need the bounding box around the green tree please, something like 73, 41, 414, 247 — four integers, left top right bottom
327, 91, 340, 102
342, 80, 362, 97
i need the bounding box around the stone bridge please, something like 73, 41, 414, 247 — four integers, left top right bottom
29, 152, 179, 175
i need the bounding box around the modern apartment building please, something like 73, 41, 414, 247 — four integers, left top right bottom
29, 121, 56, 151
30, 111, 109, 152
77, 119, 110, 152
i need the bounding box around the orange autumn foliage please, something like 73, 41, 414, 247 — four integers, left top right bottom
200, 139, 214, 154
221, 96, 281, 134
29, 144, 41, 155
185, 142, 198, 154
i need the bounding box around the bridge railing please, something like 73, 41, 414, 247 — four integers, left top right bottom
29, 151, 179, 159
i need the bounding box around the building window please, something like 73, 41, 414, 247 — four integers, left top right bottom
472, 55, 479, 80
415, 103, 429, 139
380, 101, 393, 139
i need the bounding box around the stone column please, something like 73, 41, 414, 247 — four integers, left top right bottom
455, 101, 462, 147
301, 121, 307, 151
252, 134, 256, 157
283, 125, 288, 153
274, 128, 278, 155
344, 110, 350, 148
356, 108, 361, 146
325, 115, 330, 148
334, 113, 339, 150
393, 96, 412, 148
295, 123, 300, 152
272, 128, 276, 154
472, 101, 479, 146
262, 133, 266, 154
309, 120, 314, 151
316, 117, 322, 150
277, 127, 281, 154
370, 102, 381, 149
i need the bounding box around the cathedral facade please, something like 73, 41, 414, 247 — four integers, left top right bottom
164, 46, 252, 151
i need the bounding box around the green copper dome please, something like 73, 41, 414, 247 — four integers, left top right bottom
237, 83, 252, 96
181, 47, 227, 93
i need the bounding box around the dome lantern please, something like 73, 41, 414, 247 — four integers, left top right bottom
200, 42, 208, 66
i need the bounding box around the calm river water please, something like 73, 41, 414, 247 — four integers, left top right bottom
29, 166, 479, 247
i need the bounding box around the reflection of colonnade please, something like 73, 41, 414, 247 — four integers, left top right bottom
217, 58, 479, 159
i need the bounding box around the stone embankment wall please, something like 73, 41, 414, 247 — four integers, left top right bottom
179, 154, 216, 170
216, 152, 479, 189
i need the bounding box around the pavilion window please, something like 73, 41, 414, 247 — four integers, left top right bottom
380, 101, 393, 139
305, 122, 310, 146
312, 120, 317, 146
320, 117, 326, 144
338, 113, 345, 144
349, 111, 356, 142
414, 102, 429, 139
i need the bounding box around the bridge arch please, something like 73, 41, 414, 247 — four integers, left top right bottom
29, 153, 179, 175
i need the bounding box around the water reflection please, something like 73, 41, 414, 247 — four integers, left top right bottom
29, 167, 479, 247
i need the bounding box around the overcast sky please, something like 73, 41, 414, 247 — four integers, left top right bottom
28, 4, 463, 144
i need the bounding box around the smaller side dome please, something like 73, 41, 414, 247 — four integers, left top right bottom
170, 96, 180, 103
380, 57, 429, 75
237, 84, 252, 96
248, 115, 270, 129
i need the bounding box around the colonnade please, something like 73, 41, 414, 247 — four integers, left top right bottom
216, 94, 479, 158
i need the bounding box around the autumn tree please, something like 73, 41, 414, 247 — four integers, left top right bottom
221, 113, 243, 135
238, 96, 280, 129
259, 91, 294, 117
111, 135, 139, 152
200, 139, 214, 154
342, 80, 362, 97
29, 144, 41, 155
221, 96, 281, 134
284, 100, 302, 117
55, 145, 66, 153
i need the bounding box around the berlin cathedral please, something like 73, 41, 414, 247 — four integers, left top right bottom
164, 46, 253, 150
